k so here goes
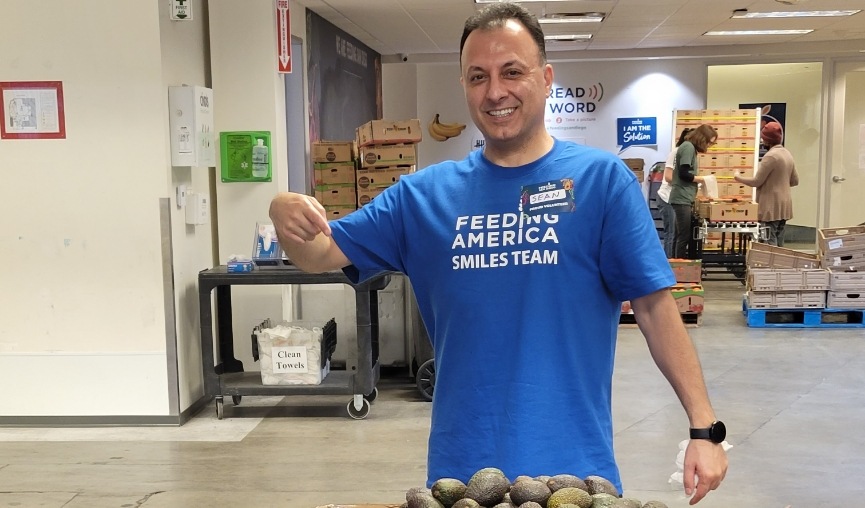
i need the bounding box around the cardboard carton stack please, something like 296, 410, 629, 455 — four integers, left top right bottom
675, 109, 759, 224
312, 141, 357, 220
669, 259, 704, 318
621, 158, 644, 184
819, 226, 865, 309
621, 258, 703, 326
355, 119, 422, 207
744, 243, 828, 309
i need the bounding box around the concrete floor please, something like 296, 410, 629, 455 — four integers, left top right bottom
1, 278, 864, 507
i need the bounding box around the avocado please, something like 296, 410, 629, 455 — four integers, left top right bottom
432, 478, 467, 507
515, 502, 542, 508
590, 493, 619, 507
406, 486, 432, 501
547, 474, 588, 493
611, 499, 642, 508
465, 469, 510, 506
584, 476, 620, 497
491, 502, 518, 508
533, 475, 551, 484
546, 487, 593, 508
641, 502, 669, 508
406, 492, 445, 508
513, 475, 534, 484
451, 499, 481, 508
509, 479, 551, 505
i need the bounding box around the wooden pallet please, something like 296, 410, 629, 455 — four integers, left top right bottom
619, 312, 702, 328
742, 304, 865, 328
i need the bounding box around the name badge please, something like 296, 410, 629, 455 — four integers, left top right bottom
520, 179, 576, 216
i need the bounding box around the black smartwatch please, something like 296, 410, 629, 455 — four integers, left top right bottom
690, 420, 726, 444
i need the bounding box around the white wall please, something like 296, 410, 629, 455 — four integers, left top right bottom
0, 1, 175, 416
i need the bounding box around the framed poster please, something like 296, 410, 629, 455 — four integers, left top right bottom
0, 81, 66, 139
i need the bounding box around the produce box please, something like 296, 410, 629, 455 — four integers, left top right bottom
358, 143, 417, 168
356, 119, 422, 147
356, 167, 413, 190
830, 271, 865, 291
324, 206, 357, 220
358, 187, 386, 207
746, 243, 820, 269
827, 291, 865, 309
670, 283, 704, 314
698, 201, 758, 222
314, 165, 356, 186
315, 186, 357, 207
747, 268, 830, 292
818, 226, 865, 255
822, 250, 865, 272
621, 158, 644, 173
669, 258, 702, 283
717, 181, 752, 199
746, 290, 826, 309
311, 140, 355, 163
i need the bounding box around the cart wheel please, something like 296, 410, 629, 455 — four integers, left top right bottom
346, 397, 371, 420
364, 387, 378, 403
215, 397, 224, 420
416, 359, 435, 402
232, 395, 242, 406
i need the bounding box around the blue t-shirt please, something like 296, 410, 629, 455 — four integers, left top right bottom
330, 139, 675, 490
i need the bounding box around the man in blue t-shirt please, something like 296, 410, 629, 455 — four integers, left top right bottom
269, 2, 727, 504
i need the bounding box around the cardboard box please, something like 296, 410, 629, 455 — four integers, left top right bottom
747, 268, 830, 292
669, 259, 702, 283
699, 167, 753, 179
314, 165, 356, 186
698, 201, 758, 222
818, 226, 865, 254
670, 283, 704, 314
632, 170, 645, 183
821, 250, 865, 272
315, 186, 357, 207
746, 243, 821, 269
728, 155, 756, 169
698, 153, 730, 169
717, 181, 752, 199
746, 290, 826, 309
830, 271, 865, 291
717, 124, 757, 139
324, 206, 357, 220
312, 141, 355, 163
621, 158, 644, 173
827, 291, 865, 309
356, 167, 412, 190
356, 119, 422, 147
358, 187, 386, 207
358, 143, 417, 168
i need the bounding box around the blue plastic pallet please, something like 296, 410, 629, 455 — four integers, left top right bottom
742, 302, 865, 328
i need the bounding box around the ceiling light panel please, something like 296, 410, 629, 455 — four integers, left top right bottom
705, 29, 814, 36
539, 12, 605, 23
732, 10, 861, 18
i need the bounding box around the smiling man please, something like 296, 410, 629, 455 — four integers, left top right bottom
269, 2, 726, 504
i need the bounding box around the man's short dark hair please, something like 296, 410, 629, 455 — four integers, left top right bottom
460, 2, 547, 65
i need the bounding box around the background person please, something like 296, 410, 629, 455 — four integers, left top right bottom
734, 121, 799, 246
669, 125, 717, 259
269, 3, 727, 504
657, 127, 693, 258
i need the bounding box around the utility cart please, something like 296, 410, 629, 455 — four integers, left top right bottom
198, 266, 391, 419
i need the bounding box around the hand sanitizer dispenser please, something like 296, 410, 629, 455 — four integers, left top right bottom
252, 138, 269, 178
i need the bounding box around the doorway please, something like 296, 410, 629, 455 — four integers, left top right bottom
825, 60, 865, 228
284, 36, 309, 194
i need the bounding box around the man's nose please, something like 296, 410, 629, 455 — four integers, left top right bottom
486, 75, 508, 102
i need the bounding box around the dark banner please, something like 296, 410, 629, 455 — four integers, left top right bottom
306, 10, 381, 142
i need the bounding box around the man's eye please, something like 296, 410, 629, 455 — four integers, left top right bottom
469, 74, 487, 83
504, 69, 522, 77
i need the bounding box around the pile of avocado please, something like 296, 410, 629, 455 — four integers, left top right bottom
402, 467, 669, 508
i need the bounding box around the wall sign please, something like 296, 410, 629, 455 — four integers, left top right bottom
0, 81, 66, 139
617, 117, 657, 153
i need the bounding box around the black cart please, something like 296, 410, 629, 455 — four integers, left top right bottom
198, 266, 391, 419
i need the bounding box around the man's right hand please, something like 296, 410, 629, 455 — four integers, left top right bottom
268, 192, 331, 245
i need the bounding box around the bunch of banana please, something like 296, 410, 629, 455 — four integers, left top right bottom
428, 114, 466, 142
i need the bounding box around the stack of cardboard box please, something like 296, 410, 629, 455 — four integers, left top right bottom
744, 243, 828, 309
674, 109, 759, 233
819, 226, 865, 309
621, 258, 703, 326
669, 259, 704, 319
312, 141, 357, 220
355, 119, 422, 207
620, 158, 644, 184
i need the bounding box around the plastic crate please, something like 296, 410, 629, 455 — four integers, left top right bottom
747, 268, 829, 291
252, 318, 337, 386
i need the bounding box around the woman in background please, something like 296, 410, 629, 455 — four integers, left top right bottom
656, 127, 693, 258
734, 121, 799, 246
669, 124, 717, 259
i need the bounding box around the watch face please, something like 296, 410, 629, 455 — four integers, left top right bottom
710, 420, 727, 443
